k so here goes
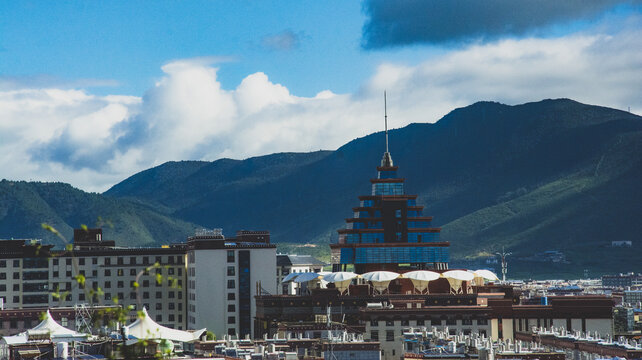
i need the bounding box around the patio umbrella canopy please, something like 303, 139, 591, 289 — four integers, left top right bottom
443, 270, 474, 294
322, 272, 359, 294
362, 271, 400, 294
361, 271, 399, 282
292, 272, 322, 283
403, 270, 441, 293
474, 269, 499, 281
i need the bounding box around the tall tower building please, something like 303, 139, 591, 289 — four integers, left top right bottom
330, 105, 449, 273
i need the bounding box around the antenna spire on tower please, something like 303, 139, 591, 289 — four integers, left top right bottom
384, 90, 389, 153
380, 90, 394, 167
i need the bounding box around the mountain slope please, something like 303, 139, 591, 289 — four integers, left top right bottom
105, 99, 642, 276
0, 181, 198, 247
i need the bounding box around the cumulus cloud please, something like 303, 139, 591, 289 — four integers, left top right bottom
261, 30, 303, 51
361, 0, 642, 48
1, 24, 641, 192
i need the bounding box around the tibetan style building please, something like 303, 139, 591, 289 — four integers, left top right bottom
331, 150, 448, 273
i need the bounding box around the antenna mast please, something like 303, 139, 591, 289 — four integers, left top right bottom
384, 91, 389, 153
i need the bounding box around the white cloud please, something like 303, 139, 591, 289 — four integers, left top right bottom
0, 25, 640, 192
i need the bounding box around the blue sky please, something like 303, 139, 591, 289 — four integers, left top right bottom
1, 1, 422, 97
1, 1, 641, 191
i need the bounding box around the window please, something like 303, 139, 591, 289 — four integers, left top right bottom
13, 272, 19, 279
401, 320, 409, 326
228, 304, 236, 312
143, 280, 149, 287
51, 259, 57, 266
143, 292, 149, 299
228, 328, 235, 335
155, 291, 162, 299
12, 296, 19, 303
178, 303, 182, 311
117, 269, 123, 276
386, 320, 394, 327
117, 257, 124, 265
79, 258, 85, 265
104, 258, 111, 265
446, 319, 457, 326
155, 256, 162, 264
105, 269, 111, 276
227, 280, 235, 289
130, 269, 136, 276
104, 281, 111, 288
477, 319, 488, 326
118, 281, 124, 288
143, 257, 149, 265
370, 320, 378, 326
0, 285, 7, 291
130, 292, 136, 300
227, 250, 235, 263
130, 257, 136, 265
79, 293, 85, 301
168, 291, 175, 298
104, 293, 111, 300
168, 268, 174, 275
178, 268, 182, 276
156, 303, 162, 310
228, 293, 235, 300
53, 271, 59, 277
14, 259, 21, 266
169, 303, 175, 310
228, 316, 235, 324
156, 315, 162, 322
386, 330, 395, 342
462, 319, 473, 326
92, 270, 97, 277
169, 314, 175, 322
227, 266, 235, 276
13, 284, 19, 291
416, 319, 425, 326
92, 258, 98, 265
371, 331, 379, 341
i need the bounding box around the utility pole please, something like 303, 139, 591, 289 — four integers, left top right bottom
495, 247, 512, 282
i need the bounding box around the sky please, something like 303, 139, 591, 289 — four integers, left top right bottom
1, 0, 641, 192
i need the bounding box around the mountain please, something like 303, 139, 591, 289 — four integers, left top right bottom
0, 181, 198, 247
2, 99, 640, 277
105, 99, 642, 277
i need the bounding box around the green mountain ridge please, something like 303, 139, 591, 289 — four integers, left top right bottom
2, 99, 641, 277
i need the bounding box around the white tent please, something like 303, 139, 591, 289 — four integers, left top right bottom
125, 308, 205, 343
403, 270, 441, 294
0, 310, 87, 347
362, 271, 400, 294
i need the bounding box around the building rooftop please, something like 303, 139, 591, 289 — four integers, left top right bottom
277, 254, 326, 267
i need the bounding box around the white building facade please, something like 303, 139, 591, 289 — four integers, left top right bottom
187, 229, 276, 339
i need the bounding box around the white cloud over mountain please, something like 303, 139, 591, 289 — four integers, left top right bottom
1, 25, 641, 192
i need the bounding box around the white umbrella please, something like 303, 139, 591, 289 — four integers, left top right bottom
474, 269, 499, 281
292, 272, 322, 283
322, 272, 358, 283
443, 270, 474, 281
443, 270, 474, 294
403, 270, 441, 294
362, 271, 400, 294
322, 272, 359, 295
361, 271, 400, 282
